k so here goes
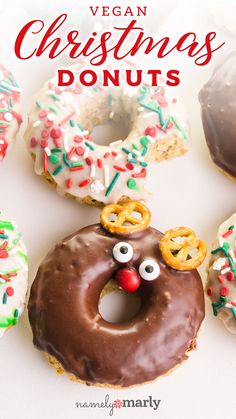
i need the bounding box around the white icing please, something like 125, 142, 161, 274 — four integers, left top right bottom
0, 213, 28, 338
25, 63, 189, 204
207, 213, 236, 334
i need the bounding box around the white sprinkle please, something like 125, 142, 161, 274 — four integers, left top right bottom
219, 237, 224, 247
146, 135, 155, 143
109, 111, 114, 119
63, 133, 70, 152
0, 139, 4, 144
225, 303, 232, 309
84, 147, 90, 158
33, 120, 41, 128
71, 156, 78, 162
2, 100, 8, 108
114, 154, 122, 160
104, 164, 109, 187
143, 112, 153, 119
90, 163, 96, 178
221, 267, 231, 275
1, 80, 23, 92
109, 140, 123, 147
47, 112, 57, 121
44, 147, 51, 156
212, 257, 226, 270
138, 156, 145, 162
4, 112, 13, 122
134, 149, 142, 156
79, 130, 89, 136
128, 153, 133, 160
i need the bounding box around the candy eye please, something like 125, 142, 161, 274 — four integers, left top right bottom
113, 242, 133, 263
139, 259, 160, 280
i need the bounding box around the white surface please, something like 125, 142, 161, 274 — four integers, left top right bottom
0, 1, 236, 419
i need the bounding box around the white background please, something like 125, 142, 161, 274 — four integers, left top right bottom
0, 1, 236, 418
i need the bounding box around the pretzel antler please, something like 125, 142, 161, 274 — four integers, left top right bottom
100, 201, 151, 234
160, 227, 207, 270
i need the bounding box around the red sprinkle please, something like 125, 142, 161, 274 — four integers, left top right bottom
222, 230, 233, 238
85, 157, 94, 166
6, 287, 14, 297
69, 166, 84, 172
104, 152, 110, 159
39, 110, 48, 119
233, 248, 236, 257
30, 137, 38, 148
126, 162, 134, 171
227, 271, 235, 282
50, 128, 62, 140
231, 301, 236, 307
66, 178, 73, 189
132, 168, 147, 178
41, 129, 49, 139
76, 146, 85, 156
67, 147, 76, 160
207, 287, 213, 296
8, 272, 17, 277
220, 286, 229, 297
113, 165, 126, 172
74, 135, 83, 143
43, 151, 48, 172
223, 261, 230, 269
97, 158, 103, 168
218, 275, 225, 284
0, 274, 10, 281
40, 140, 48, 148
144, 125, 156, 138
44, 120, 53, 128
112, 151, 118, 157
79, 179, 90, 188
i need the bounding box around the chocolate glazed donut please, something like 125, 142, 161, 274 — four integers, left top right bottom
28, 203, 205, 387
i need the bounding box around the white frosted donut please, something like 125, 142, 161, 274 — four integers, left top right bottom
207, 213, 236, 334
0, 212, 28, 338
25, 63, 189, 205
0, 63, 22, 160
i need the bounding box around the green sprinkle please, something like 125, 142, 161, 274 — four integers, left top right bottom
127, 179, 138, 190
140, 161, 148, 167
122, 147, 131, 155
85, 141, 95, 151
0, 234, 8, 239
0, 315, 17, 328
0, 108, 10, 112
63, 153, 72, 167
108, 94, 113, 106
2, 293, 7, 304
51, 93, 60, 101
49, 154, 60, 165
142, 147, 148, 157
12, 233, 21, 246
0, 220, 14, 231
171, 116, 188, 140
9, 97, 14, 108
231, 307, 236, 319
140, 136, 149, 147
51, 148, 63, 153
229, 225, 235, 230
48, 104, 58, 114
14, 309, 19, 318
17, 251, 28, 263
77, 124, 84, 131
71, 161, 84, 168
127, 159, 138, 164
132, 143, 141, 152
35, 100, 42, 109
105, 172, 120, 197
0, 120, 11, 126
52, 165, 63, 176
69, 119, 75, 127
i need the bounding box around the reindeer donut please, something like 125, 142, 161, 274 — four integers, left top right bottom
28, 201, 206, 387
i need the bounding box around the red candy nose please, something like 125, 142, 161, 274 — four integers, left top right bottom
115, 268, 140, 293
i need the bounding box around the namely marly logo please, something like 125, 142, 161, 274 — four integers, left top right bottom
75, 394, 161, 416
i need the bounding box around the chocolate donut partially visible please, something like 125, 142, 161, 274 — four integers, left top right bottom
199, 52, 236, 178
28, 223, 205, 387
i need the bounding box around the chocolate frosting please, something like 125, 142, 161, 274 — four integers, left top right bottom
199, 52, 236, 178
28, 224, 205, 387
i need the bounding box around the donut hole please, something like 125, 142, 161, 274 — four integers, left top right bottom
91, 119, 131, 146
79, 91, 138, 146
98, 279, 141, 323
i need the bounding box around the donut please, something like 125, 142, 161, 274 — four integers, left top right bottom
25, 63, 189, 206
207, 213, 236, 334
0, 63, 22, 160
199, 52, 236, 180
28, 201, 206, 387
0, 212, 28, 338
